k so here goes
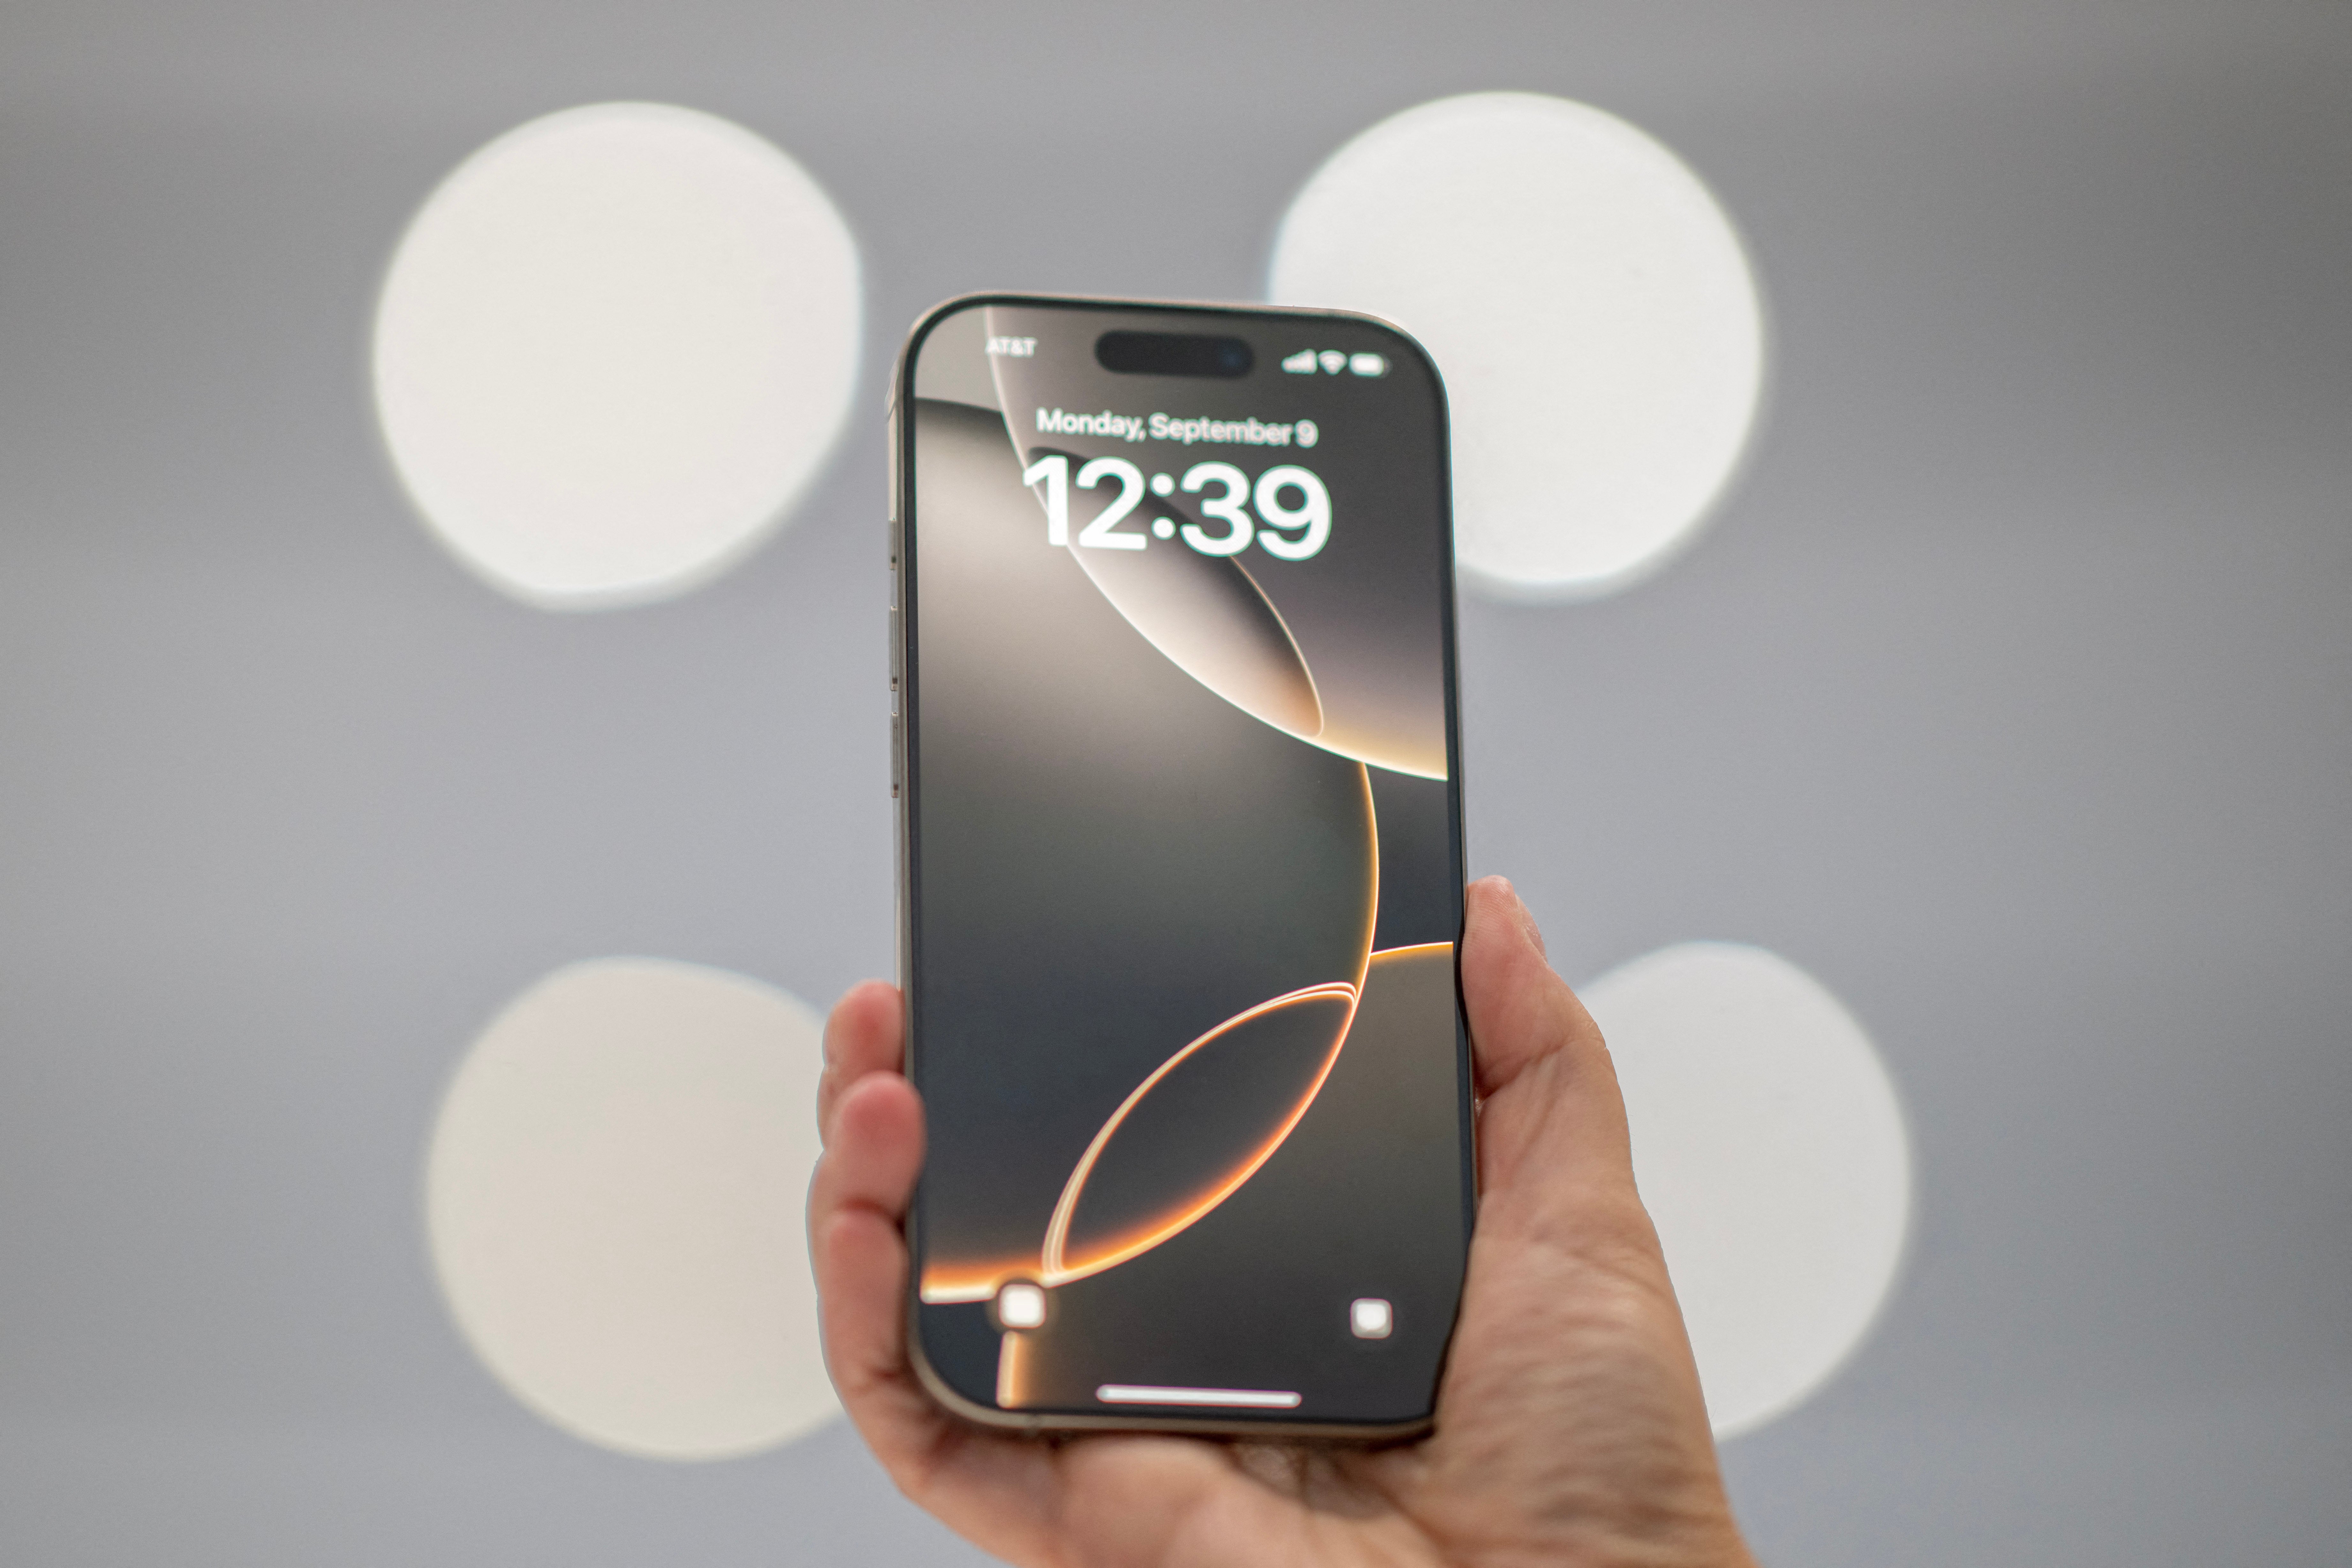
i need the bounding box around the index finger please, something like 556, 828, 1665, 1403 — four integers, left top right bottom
818, 980, 905, 1142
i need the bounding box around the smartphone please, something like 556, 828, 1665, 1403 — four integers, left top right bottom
888, 295, 1472, 1438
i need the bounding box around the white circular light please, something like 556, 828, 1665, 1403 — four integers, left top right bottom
425, 958, 837, 1459
1270, 92, 1764, 599
374, 102, 861, 609
1582, 943, 1911, 1438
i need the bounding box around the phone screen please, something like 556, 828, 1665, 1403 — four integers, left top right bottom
896, 298, 1470, 1429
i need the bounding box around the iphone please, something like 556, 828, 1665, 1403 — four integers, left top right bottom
889, 295, 1471, 1436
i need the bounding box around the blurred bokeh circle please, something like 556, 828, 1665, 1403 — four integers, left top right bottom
425, 958, 836, 1460
1586, 943, 1912, 1437
1271, 91, 1765, 600
373, 102, 861, 609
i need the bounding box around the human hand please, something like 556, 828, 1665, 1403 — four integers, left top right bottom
809, 875, 1757, 1568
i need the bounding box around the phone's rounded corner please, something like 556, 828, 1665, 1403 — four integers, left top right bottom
1348, 1410, 1438, 1449
894, 299, 961, 413
896, 292, 1037, 408
902, 1310, 1041, 1437
1355, 313, 1450, 410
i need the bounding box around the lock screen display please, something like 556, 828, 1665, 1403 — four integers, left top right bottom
898, 299, 1471, 1427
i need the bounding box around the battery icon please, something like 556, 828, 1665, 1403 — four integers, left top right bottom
1348, 352, 1388, 378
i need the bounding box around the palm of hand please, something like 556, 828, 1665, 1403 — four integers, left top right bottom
810, 879, 1756, 1568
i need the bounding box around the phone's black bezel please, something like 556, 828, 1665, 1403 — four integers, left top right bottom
888, 292, 1476, 1442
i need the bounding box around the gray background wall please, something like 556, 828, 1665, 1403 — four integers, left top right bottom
2, 2, 2347, 1562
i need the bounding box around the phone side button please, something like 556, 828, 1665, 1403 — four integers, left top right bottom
890, 714, 901, 798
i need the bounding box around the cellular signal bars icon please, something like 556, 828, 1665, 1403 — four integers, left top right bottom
1282, 348, 1390, 377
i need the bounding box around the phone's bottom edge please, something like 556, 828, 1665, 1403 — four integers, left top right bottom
906, 1330, 1436, 1445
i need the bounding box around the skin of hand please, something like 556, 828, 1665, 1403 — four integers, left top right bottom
809, 875, 1759, 1568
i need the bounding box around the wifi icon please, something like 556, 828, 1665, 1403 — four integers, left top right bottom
1281, 348, 1361, 375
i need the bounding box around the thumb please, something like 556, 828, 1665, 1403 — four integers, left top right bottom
1459, 877, 1645, 1227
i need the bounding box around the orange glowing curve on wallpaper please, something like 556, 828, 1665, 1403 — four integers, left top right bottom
1035, 764, 1380, 1288
992, 941, 1453, 1409
1036, 979, 1361, 1287
918, 763, 1379, 1306
920, 1260, 1044, 1306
